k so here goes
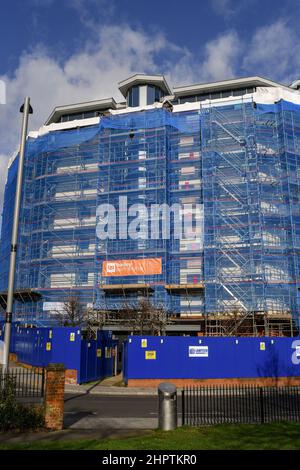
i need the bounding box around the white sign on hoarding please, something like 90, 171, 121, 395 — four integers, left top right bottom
189, 345, 209, 358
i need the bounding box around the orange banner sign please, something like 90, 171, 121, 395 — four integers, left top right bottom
102, 258, 162, 277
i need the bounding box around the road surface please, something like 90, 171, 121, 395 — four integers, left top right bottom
64, 393, 174, 429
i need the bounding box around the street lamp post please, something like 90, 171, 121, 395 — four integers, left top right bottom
2, 97, 32, 371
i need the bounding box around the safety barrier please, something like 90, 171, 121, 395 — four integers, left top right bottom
0, 365, 45, 399
124, 335, 300, 386
182, 385, 300, 425
0, 324, 117, 383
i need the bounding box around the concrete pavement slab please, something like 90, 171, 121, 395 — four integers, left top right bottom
66, 416, 157, 430
65, 384, 158, 396
0, 428, 152, 444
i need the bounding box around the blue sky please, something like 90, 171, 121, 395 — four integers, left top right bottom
0, 0, 300, 207
1, 0, 299, 79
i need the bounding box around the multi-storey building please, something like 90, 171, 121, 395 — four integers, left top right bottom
1, 74, 300, 335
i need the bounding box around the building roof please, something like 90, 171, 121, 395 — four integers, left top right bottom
173, 76, 291, 97
44, 75, 296, 125
45, 97, 118, 125
118, 73, 172, 98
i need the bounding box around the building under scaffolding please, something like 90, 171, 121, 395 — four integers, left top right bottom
0, 74, 300, 336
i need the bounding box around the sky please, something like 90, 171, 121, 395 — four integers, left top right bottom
0, 0, 300, 209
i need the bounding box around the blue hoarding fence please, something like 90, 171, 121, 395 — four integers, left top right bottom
0, 323, 117, 384
124, 336, 300, 383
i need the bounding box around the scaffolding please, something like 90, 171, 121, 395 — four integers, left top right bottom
95, 113, 169, 313
201, 99, 300, 334
0, 99, 299, 334
0, 125, 100, 325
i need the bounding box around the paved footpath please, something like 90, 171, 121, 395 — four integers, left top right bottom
65, 383, 158, 396
0, 428, 152, 444
0, 394, 164, 444
0, 391, 183, 444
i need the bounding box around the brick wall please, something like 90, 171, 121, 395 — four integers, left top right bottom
65, 369, 78, 384
9, 353, 18, 362
44, 363, 65, 430
128, 376, 300, 387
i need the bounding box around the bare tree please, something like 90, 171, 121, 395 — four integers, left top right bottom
57, 296, 87, 327
100, 298, 169, 335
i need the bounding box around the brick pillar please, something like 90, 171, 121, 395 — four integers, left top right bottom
44, 363, 65, 431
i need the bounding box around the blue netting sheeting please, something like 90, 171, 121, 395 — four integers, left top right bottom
26, 125, 100, 155
99, 108, 196, 133
0, 156, 19, 296
0, 103, 300, 328
12, 108, 193, 160
95, 109, 203, 314
256, 99, 300, 115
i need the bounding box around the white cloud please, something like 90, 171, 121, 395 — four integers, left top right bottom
0, 24, 240, 162
0, 24, 196, 211
69, 0, 116, 30
0, 156, 9, 184
243, 19, 300, 83
3, 18, 299, 215
211, 0, 256, 18
201, 31, 241, 82
0, 27, 166, 151
211, 0, 236, 16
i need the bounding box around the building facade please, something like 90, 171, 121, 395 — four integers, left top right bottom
1, 74, 300, 335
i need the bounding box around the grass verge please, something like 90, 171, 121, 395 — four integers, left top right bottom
0, 422, 299, 450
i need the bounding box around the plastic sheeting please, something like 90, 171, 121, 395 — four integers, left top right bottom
1, 100, 300, 325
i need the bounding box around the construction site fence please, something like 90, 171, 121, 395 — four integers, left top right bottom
0, 323, 117, 384
123, 335, 300, 382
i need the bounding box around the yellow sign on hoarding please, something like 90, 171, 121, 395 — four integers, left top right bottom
97, 349, 102, 358
70, 332, 75, 342
145, 350, 156, 360
141, 339, 147, 348
260, 342, 266, 351
46, 342, 51, 351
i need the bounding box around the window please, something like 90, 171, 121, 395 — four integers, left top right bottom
147, 86, 155, 104
233, 88, 246, 96
128, 86, 139, 107
181, 95, 197, 103
210, 92, 221, 100
83, 111, 96, 119
177, 87, 256, 104
60, 111, 97, 122
147, 86, 163, 105
155, 87, 162, 102
221, 90, 231, 98
198, 94, 210, 101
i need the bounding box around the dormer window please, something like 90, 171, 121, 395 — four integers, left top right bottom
128, 86, 139, 107
119, 74, 171, 108
147, 86, 163, 104
127, 84, 164, 107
